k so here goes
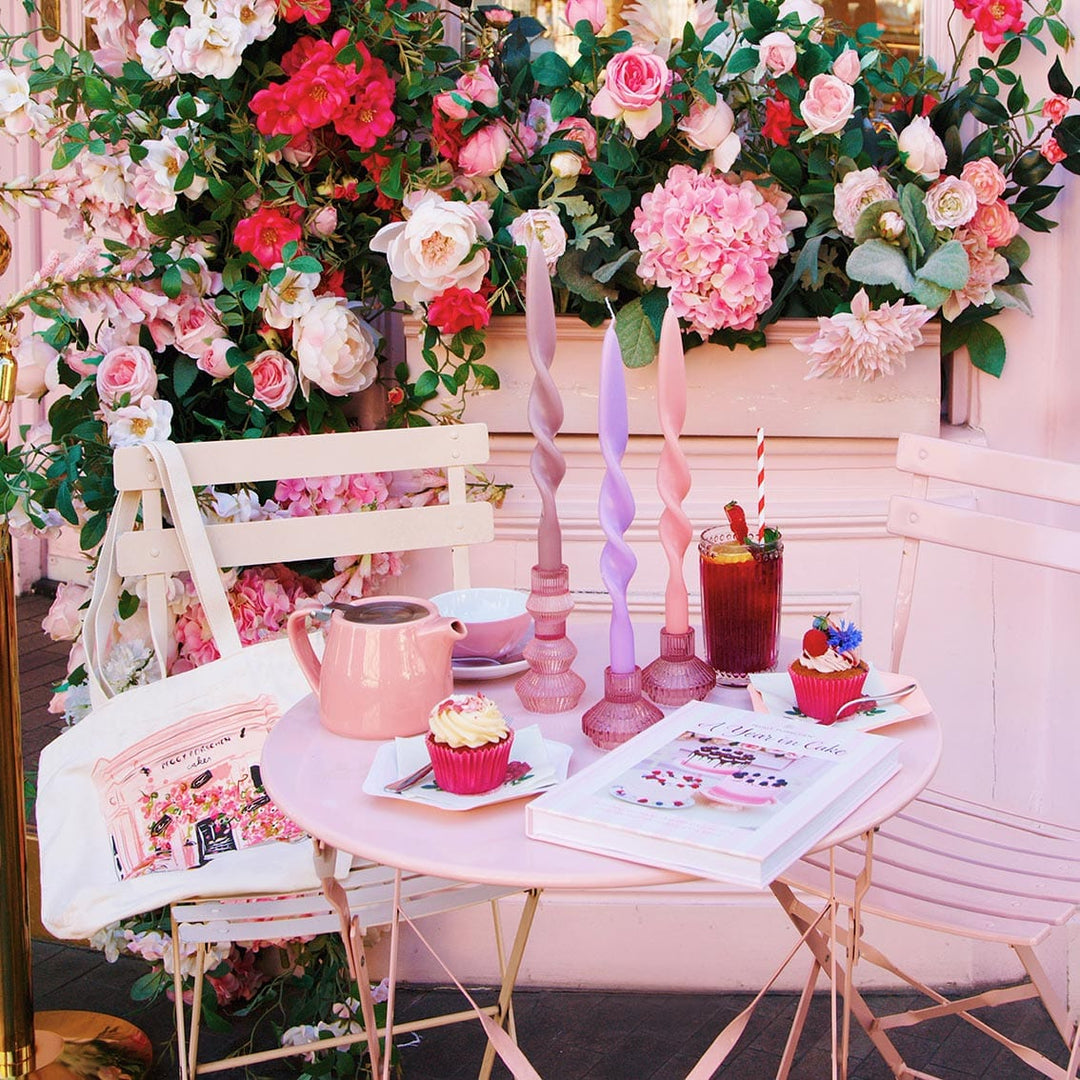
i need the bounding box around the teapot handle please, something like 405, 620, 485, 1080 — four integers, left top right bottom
287, 608, 323, 698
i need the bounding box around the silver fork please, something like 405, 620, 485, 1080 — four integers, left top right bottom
829, 683, 918, 725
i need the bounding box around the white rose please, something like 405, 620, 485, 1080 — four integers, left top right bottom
833, 167, 895, 238
136, 20, 177, 79
757, 31, 797, 76
778, 0, 825, 31
369, 191, 493, 308
107, 396, 174, 448
215, 0, 276, 45
294, 297, 378, 397
925, 176, 978, 229
0, 67, 49, 135
898, 116, 947, 181
260, 265, 320, 329
549, 150, 583, 179
508, 208, 568, 271
879, 210, 906, 240
168, 16, 245, 80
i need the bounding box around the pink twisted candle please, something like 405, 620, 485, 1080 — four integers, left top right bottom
756, 426, 766, 542
526, 238, 565, 572
656, 308, 691, 636
598, 319, 637, 674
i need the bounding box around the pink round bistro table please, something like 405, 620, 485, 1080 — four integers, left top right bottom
260, 621, 942, 1080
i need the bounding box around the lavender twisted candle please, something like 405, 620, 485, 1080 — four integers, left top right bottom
598, 320, 637, 674
656, 307, 691, 636
526, 238, 566, 572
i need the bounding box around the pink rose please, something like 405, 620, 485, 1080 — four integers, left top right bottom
485, 7, 513, 25
309, 205, 338, 238
198, 338, 237, 378
456, 63, 499, 109
1041, 135, 1067, 164
678, 99, 740, 171
799, 74, 855, 135
173, 295, 227, 359
960, 157, 1007, 205
1042, 94, 1070, 124
565, 0, 606, 32
458, 122, 512, 177
41, 582, 89, 642
591, 45, 672, 139
248, 349, 298, 410
831, 48, 861, 84
96, 344, 158, 407
968, 199, 1020, 248
433, 90, 469, 122
553, 116, 598, 168
758, 31, 797, 76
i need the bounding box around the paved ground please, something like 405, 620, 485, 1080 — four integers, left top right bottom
16, 590, 1073, 1079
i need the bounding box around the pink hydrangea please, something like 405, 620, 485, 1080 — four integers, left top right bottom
631, 165, 789, 335
274, 472, 390, 516
794, 289, 934, 380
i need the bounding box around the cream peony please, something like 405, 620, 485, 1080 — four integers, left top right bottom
925, 176, 978, 229
294, 298, 379, 397
508, 208, 568, 271
370, 191, 493, 307
833, 168, 894, 237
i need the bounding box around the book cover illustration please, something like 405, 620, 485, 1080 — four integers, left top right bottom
91, 695, 305, 880
608, 728, 831, 834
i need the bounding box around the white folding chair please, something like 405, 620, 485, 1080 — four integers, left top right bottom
782, 433, 1080, 1079
108, 425, 534, 1079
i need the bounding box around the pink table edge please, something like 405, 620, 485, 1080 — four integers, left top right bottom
261, 624, 942, 893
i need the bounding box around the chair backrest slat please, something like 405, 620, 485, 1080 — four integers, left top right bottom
116, 502, 494, 578
887, 433, 1080, 669
112, 425, 490, 491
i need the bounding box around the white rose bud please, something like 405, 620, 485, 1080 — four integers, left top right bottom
898, 116, 947, 181
878, 210, 906, 241
549, 150, 583, 179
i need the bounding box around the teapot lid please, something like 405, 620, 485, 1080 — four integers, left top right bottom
336, 599, 431, 625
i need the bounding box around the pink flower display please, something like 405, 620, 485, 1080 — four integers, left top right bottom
942, 228, 1010, 320
590, 45, 672, 139
275, 471, 391, 516
95, 344, 158, 408
960, 157, 1007, 205
632, 165, 788, 335
795, 289, 934, 380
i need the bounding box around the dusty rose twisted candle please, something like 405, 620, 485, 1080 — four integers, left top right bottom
598, 319, 637, 674
526, 238, 565, 571
656, 308, 691, 636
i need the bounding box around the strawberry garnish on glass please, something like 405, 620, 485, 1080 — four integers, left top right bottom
724, 500, 749, 543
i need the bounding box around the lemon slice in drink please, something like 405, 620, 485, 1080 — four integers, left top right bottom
703, 541, 754, 565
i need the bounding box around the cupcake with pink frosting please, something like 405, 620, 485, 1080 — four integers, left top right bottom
788, 615, 869, 723
426, 693, 514, 794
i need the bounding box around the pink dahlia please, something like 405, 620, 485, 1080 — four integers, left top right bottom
631, 165, 789, 335
794, 289, 934, 381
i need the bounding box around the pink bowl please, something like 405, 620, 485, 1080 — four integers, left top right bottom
431, 588, 531, 660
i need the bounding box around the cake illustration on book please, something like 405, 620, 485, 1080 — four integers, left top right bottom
527, 700, 900, 888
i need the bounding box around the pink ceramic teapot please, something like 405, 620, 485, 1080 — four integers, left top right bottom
287, 596, 466, 739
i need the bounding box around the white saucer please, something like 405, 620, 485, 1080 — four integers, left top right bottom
452, 654, 530, 681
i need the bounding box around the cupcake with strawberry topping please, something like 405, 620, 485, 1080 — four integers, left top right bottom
426, 693, 515, 794
789, 616, 869, 723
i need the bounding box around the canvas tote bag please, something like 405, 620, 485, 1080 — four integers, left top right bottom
36, 441, 335, 940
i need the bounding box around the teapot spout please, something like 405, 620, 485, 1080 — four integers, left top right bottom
425, 616, 467, 642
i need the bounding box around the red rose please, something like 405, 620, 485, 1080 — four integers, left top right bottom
426, 287, 491, 335
278, 0, 331, 24
762, 95, 800, 146
234, 206, 303, 269
387, 385, 405, 406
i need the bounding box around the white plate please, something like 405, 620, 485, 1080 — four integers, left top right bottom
362, 724, 572, 811
748, 667, 931, 731
452, 654, 530, 681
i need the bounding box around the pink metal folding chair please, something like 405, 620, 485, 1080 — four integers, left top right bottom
782, 432, 1080, 1080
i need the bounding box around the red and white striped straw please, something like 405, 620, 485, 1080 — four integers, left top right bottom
756, 426, 766, 541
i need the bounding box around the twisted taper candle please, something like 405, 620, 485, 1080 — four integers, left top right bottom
598, 319, 637, 674
656, 307, 691, 636
526, 238, 565, 572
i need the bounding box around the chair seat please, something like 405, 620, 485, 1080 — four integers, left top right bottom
783, 788, 1080, 947
173, 860, 521, 946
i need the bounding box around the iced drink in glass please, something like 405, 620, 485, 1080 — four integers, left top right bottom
698, 527, 783, 686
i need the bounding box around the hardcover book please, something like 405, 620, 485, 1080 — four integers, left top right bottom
526, 701, 901, 888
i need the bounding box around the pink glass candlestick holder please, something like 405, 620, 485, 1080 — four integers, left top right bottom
515, 563, 585, 713
582, 666, 663, 750
642, 627, 716, 707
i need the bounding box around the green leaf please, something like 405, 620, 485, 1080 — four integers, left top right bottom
233, 362, 255, 396
531, 51, 572, 88
593, 249, 638, 283
605, 140, 634, 171
599, 186, 632, 214
118, 590, 139, 620
81, 75, 113, 109
846, 239, 916, 291
898, 184, 934, 260
1048, 57, 1073, 97
769, 148, 802, 189
748, 0, 775, 30
964, 321, 1006, 376
614, 298, 658, 368
413, 370, 439, 399
853, 198, 900, 244
916, 240, 969, 289
556, 249, 618, 303
80, 512, 108, 553
550, 87, 583, 121
997, 36, 1022, 65
173, 356, 199, 398
994, 283, 1032, 315
161, 265, 182, 299
289, 255, 323, 273
839, 127, 864, 161
726, 47, 759, 76
969, 93, 1010, 124
910, 278, 951, 309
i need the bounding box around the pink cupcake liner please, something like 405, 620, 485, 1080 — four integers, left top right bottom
426, 730, 515, 795
789, 665, 869, 723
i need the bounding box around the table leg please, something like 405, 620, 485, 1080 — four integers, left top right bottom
477, 889, 542, 1080
314, 841, 383, 1080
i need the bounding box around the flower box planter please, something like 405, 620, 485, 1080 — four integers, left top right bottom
405, 316, 941, 438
